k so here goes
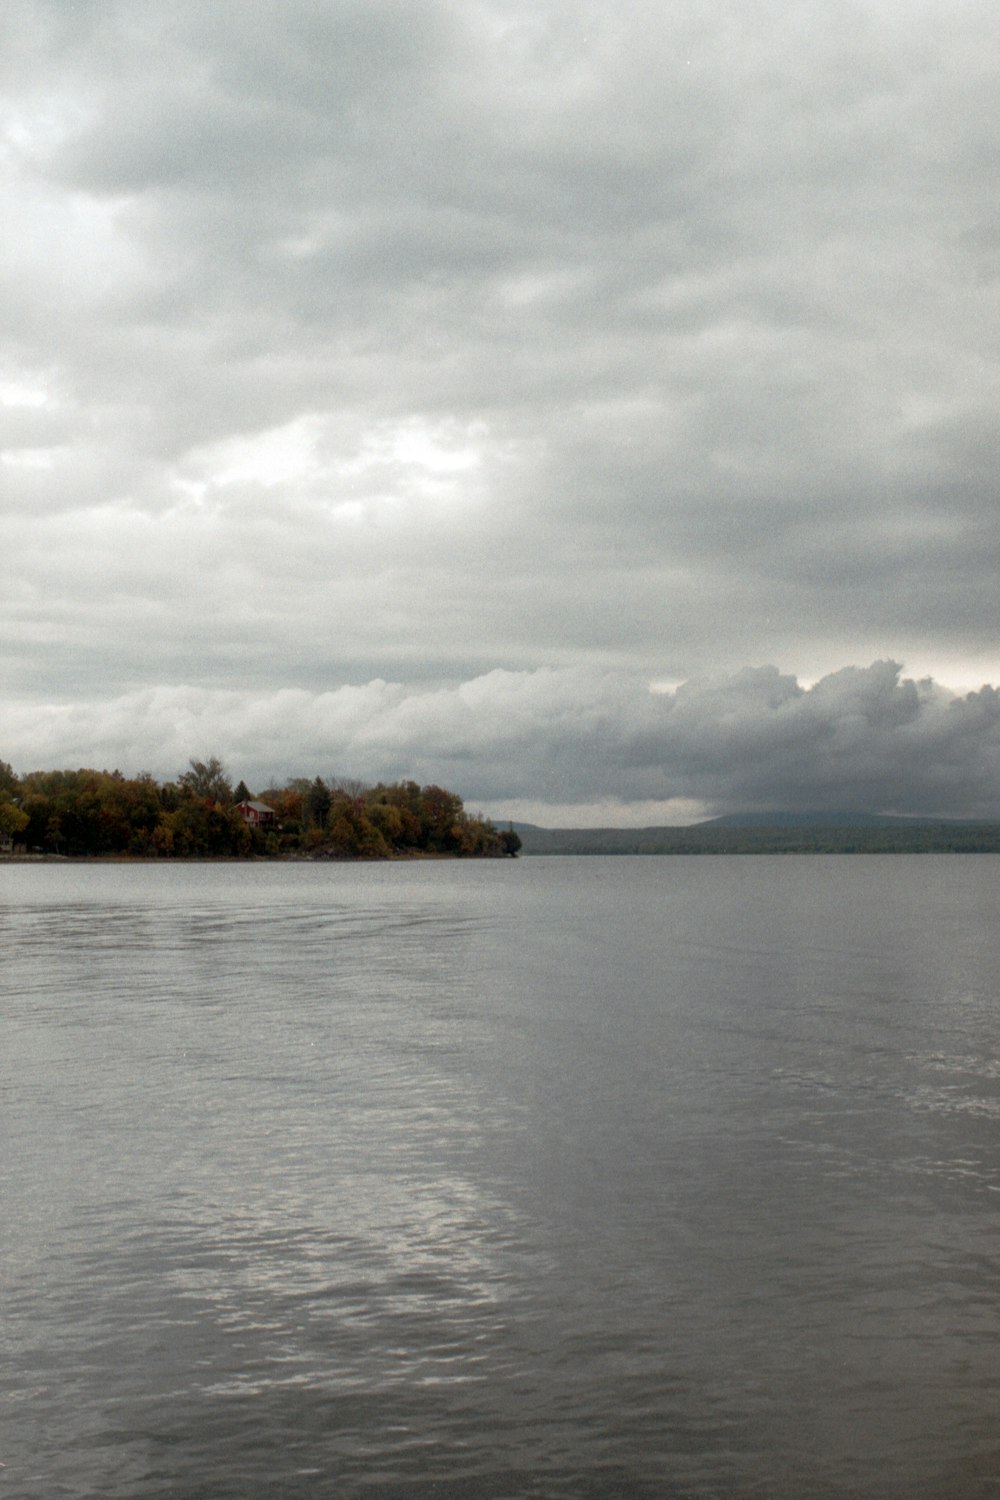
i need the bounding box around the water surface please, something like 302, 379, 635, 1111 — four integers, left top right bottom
3, 857, 999, 1497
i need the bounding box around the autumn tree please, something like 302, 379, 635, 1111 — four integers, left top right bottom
178, 757, 233, 804
163, 798, 250, 857
331, 775, 369, 799
419, 784, 466, 851
3, 758, 507, 860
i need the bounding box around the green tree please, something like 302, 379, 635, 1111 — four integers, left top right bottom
99, 772, 162, 853
0, 795, 29, 843
499, 827, 522, 857
165, 799, 250, 857
366, 783, 422, 847
366, 799, 407, 850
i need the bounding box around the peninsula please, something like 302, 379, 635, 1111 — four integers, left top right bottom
0, 759, 521, 860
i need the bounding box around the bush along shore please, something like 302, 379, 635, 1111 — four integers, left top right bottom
0, 758, 521, 860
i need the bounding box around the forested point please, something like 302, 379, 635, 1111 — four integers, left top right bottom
0, 758, 521, 860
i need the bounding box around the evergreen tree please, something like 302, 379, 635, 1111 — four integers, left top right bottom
305, 776, 332, 829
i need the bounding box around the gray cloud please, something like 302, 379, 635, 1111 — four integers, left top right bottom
4, 663, 999, 823
2, 1, 999, 817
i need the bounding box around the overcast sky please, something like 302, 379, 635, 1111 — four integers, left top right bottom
3, 0, 999, 822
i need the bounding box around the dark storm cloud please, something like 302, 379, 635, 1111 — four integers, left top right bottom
2, 0, 999, 816
629, 663, 1000, 819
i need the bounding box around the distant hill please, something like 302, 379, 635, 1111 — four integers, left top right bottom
700, 810, 952, 829
509, 815, 1000, 855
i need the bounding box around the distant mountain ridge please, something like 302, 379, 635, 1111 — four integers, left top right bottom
508, 814, 1000, 855
699, 809, 962, 828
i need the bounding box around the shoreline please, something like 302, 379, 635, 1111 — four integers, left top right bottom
0, 850, 515, 864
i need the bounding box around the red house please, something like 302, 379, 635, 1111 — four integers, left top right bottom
234, 799, 276, 828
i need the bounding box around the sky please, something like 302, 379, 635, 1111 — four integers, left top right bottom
3, 0, 999, 824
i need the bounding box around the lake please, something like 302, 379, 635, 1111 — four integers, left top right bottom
2, 856, 999, 1498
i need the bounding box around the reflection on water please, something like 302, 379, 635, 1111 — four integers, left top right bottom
2, 856, 1000, 1498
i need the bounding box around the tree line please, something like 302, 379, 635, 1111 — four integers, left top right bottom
0, 757, 521, 859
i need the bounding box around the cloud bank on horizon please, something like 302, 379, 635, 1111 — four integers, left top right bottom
2, 1, 999, 822
5, 661, 1000, 825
